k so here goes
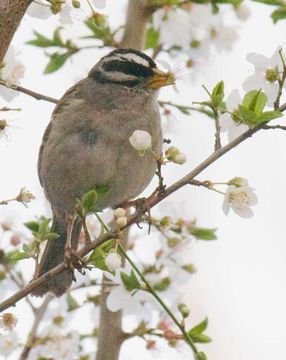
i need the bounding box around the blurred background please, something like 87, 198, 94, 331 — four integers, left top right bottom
1, 1, 286, 359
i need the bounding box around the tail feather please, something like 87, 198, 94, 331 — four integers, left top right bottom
33, 210, 82, 297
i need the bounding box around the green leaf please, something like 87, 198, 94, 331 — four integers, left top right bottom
189, 317, 208, 336
24, 221, 39, 232
45, 232, 60, 240
238, 105, 258, 125
242, 90, 267, 114
81, 190, 98, 213
189, 227, 217, 241
88, 247, 108, 271
153, 277, 171, 291
195, 352, 208, 360
26, 31, 55, 48
190, 333, 212, 343
53, 27, 64, 46
145, 27, 160, 49
211, 81, 224, 107
271, 7, 286, 23
6, 250, 30, 262
251, 0, 284, 5
44, 52, 71, 74
258, 110, 283, 123
67, 292, 79, 311
120, 270, 140, 292
95, 184, 110, 199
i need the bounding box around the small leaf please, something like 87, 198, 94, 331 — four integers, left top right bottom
242, 90, 267, 114
211, 81, 224, 107
195, 351, 208, 360
189, 317, 208, 336
67, 292, 79, 311
258, 110, 283, 123
145, 27, 160, 49
6, 250, 30, 262
189, 227, 217, 240
190, 333, 212, 343
153, 277, 171, 291
120, 270, 140, 292
53, 27, 64, 46
271, 7, 286, 23
26, 31, 55, 48
81, 190, 99, 213
24, 221, 39, 232
238, 105, 258, 125
44, 52, 71, 74
95, 184, 110, 199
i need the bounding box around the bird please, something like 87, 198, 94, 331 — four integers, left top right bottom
33, 48, 175, 297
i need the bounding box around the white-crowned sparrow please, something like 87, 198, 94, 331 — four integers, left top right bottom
34, 49, 174, 296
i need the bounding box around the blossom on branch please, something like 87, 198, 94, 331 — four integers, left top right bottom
0, 46, 25, 102
222, 185, 257, 218
220, 90, 249, 141
243, 48, 286, 106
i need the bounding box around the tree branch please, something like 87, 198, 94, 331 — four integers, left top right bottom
0, 0, 33, 63
0, 122, 268, 314
0, 81, 58, 104
119, 0, 154, 50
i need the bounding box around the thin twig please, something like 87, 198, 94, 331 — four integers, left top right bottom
263, 124, 286, 131
213, 108, 222, 150
118, 244, 198, 355
0, 81, 58, 104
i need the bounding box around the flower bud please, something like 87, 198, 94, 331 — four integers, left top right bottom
129, 130, 152, 151
105, 252, 121, 272
116, 216, 127, 228
113, 208, 126, 218
173, 153, 187, 165
177, 303, 190, 318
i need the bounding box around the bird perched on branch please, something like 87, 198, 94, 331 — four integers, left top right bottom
34, 48, 175, 296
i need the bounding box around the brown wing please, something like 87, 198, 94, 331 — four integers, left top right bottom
37, 80, 85, 186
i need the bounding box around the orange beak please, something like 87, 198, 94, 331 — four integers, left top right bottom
145, 68, 176, 90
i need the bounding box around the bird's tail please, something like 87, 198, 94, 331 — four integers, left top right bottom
32, 209, 82, 297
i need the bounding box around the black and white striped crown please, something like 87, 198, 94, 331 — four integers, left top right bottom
89, 49, 157, 88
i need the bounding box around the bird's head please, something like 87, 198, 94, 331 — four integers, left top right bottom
89, 48, 176, 91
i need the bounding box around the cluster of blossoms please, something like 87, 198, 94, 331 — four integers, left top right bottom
0, 313, 18, 356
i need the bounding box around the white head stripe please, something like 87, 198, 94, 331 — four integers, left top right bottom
100, 53, 150, 68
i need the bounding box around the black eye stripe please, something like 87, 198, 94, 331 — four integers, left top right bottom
102, 60, 153, 78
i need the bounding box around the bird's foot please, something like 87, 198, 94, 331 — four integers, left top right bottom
64, 247, 85, 278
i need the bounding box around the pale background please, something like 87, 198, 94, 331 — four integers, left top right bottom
1, 1, 286, 359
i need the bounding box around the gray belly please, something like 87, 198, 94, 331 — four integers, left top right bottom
40, 114, 162, 212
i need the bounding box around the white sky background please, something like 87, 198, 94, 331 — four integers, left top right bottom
1, 1, 286, 359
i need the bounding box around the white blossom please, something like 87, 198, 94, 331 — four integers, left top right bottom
105, 253, 122, 272
26, 1, 52, 20
209, 15, 238, 52
220, 90, 249, 141
105, 268, 143, 313
222, 185, 257, 218
0, 46, 25, 101
153, 8, 193, 48
35, 331, 80, 360
0, 313, 17, 331
243, 48, 285, 106
0, 331, 18, 356
129, 130, 152, 151
173, 153, 187, 165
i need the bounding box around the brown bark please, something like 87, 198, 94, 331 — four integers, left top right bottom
0, 0, 32, 63
119, 0, 153, 50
